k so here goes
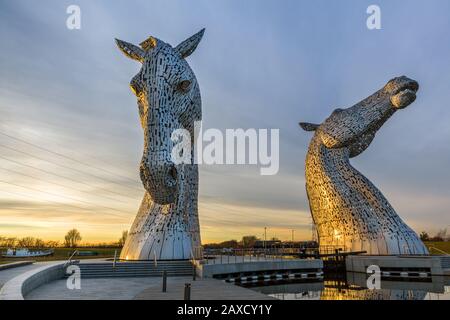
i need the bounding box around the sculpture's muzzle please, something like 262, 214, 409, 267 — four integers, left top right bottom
140, 157, 178, 205
385, 76, 419, 109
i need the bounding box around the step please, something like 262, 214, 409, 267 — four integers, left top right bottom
76, 271, 192, 276
77, 266, 192, 270
77, 264, 192, 269
66, 261, 194, 278
69, 273, 192, 278
78, 264, 192, 267
79, 262, 191, 264
65, 271, 193, 278
77, 267, 193, 271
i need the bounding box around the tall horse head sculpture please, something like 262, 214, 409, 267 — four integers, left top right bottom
116, 29, 204, 260
300, 76, 428, 255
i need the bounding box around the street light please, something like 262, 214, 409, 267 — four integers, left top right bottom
264, 227, 267, 252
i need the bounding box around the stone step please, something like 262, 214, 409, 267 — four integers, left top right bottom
66, 271, 193, 278
70, 273, 192, 278
76, 266, 192, 270
77, 267, 192, 271
67, 261, 194, 278
77, 270, 192, 275
77, 262, 192, 267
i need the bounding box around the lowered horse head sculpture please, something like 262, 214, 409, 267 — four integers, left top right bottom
300, 76, 428, 255
116, 29, 204, 260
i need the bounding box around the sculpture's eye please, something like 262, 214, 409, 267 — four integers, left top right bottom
130, 75, 143, 96
177, 80, 191, 93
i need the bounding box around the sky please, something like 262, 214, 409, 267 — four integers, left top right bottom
0, 0, 449, 243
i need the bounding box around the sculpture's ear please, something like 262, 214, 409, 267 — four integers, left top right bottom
174, 28, 205, 59
115, 38, 145, 63
299, 122, 319, 132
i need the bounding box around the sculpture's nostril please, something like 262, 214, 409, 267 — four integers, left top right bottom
168, 165, 177, 182
410, 80, 419, 92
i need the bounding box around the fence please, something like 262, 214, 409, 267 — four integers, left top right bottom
195, 247, 320, 265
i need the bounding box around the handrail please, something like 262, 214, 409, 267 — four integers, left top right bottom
64, 249, 78, 267
113, 250, 117, 268
201, 247, 364, 265
428, 246, 449, 255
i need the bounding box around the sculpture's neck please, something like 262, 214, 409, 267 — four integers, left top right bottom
129, 163, 200, 260
305, 133, 394, 226
305, 135, 379, 210
306, 135, 352, 177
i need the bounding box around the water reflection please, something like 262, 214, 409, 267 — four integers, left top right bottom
243, 273, 450, 300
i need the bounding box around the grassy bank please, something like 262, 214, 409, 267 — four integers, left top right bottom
424, 241, 450, 255
0, 247, 120, 264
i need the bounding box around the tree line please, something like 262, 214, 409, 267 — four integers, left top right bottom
0, 229, 128, 249
420, 229, 448, 242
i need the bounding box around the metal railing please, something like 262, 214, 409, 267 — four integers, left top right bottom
200, 247, 319, 265
113, 250, 117, 268
64, 249, 78, 267
192, 246, 204, 261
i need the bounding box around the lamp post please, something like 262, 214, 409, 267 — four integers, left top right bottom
264, 227, 267, 253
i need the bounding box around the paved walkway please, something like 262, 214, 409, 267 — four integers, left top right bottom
25, 276, 272, 300
134, 277, 273, 300
0, 263, 42, 290
26, 277, 160, 300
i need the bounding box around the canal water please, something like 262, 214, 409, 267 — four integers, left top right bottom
239, 273, 450, 300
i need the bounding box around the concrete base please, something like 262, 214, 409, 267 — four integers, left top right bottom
346, 255, 450, 276
195, 259, 323, 279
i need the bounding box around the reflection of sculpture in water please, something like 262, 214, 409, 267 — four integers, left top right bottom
250, 279, 432, 300
300, 76, 428, 255
115, 29, 205, 260
320, 282, 426, 300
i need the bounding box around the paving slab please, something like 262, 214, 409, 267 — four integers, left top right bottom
134, 277, 274, 300
26, 276, 158, 300
25, 275, 273, 300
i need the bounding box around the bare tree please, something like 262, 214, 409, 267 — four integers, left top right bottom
34, 238, 45, 248
17, 237, 36, 248
45, 240, 60, 248
420, 231, 430, 241
118, 230, 128, 247
64, 229, 82, 248
2, 237, 17, 248
241, 235, 258, 248
432, 229, 447, 242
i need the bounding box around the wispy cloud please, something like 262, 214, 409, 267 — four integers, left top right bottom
0, 0, 449, 243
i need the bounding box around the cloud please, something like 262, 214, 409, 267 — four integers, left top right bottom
0, 0, 449, 242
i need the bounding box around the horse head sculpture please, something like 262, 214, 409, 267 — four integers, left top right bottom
300, 76, 428, 255
116, 29, 204, 260
116, 29, 203, 205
